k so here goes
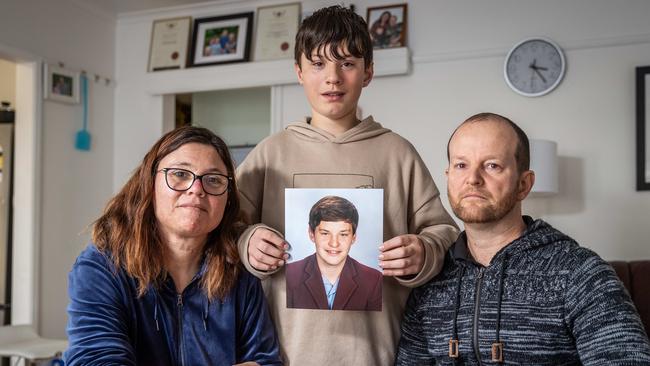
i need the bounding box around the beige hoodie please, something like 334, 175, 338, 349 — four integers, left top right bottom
236, 116, 459, 365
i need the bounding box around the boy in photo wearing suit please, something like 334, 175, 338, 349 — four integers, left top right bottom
286, 196, 382, 311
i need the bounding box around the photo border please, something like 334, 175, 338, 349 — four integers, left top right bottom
636, 65, 650, 191
43, 64, 80, 104
366, 3, 408, 49
188, 12, 254, 67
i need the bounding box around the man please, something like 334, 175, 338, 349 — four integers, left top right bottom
286, 196, 382, 311
396, 113, 650, 365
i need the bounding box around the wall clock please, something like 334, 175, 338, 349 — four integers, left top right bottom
504, 37, 566, 97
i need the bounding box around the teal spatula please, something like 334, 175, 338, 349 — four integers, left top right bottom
75, 73, 91, 151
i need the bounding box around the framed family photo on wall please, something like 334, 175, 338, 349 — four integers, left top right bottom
366, 3, 407, 49
43, 64, 80, 104
188, 12, 253, 67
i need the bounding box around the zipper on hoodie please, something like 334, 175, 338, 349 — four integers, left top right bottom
473, 267, 484, 365
177, 294, 185, 366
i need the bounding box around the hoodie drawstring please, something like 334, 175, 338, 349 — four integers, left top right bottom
153, 292, 160, 332
492, 255, 508, 363
449, 265, 465, 362
448, 256, 509, 363
202, 297, 209, 331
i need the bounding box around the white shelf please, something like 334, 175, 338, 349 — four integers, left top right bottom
145, 47, 410, 95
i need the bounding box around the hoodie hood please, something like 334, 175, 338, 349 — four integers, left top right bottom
501, 216, 574, 257
452, 217, 574, 265
285, 115, 391, 144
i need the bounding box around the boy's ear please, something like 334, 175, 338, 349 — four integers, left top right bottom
295, 63, 304, 85
363, 62, 374, 87
308, 227, 315, 243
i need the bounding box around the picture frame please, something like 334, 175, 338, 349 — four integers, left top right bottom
148, 16, 192, 72
636, 66, 650, 191
188, 12, 253, 67
366, 3, 408, 49
284, 188, 384, 311
253, 2, 301, 61
43, 64, 80, 104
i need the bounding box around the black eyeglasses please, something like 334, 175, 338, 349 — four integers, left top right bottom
159, 168, 231, 196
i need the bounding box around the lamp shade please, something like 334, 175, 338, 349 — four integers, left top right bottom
530, 139, 558, 194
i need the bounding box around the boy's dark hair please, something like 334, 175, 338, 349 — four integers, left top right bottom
446, 112, 530, 174
309, 196, 359, 234
295, 5, 373, 69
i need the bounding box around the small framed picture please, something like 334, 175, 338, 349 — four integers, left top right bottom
366, 3, 408, 49
188, 12, 254, 67
148, 16, 192, 72
43, 64, 80, 104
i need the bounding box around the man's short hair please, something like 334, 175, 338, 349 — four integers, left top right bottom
309, 196, 359, 234
446, 112, 530, 173
294, 5, 373, 69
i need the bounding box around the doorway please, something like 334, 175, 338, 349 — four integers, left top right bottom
0, 45, 42, 331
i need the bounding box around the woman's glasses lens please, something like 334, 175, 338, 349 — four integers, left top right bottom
163, 168, 229, 195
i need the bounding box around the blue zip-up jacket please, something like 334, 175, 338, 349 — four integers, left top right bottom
65, 244, 282, 366
396, 217, 650, 365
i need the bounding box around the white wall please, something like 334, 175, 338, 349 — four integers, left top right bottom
0, 0, 115, 337
115, 0, 650, 267
0, 59, 16, 106
193, 87, 271, 146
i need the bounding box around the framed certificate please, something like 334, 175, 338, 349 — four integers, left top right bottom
254, 3, 301, 61
148, 16, 191, 72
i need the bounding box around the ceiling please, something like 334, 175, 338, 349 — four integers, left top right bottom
114, 0, 219, 14
79, 0, 231, 16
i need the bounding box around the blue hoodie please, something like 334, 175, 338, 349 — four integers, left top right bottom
65, 244, 281, 366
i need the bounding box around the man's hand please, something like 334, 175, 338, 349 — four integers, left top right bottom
248, 228, 289, 271
234, 362, 259, 366
378, 234, 425, 277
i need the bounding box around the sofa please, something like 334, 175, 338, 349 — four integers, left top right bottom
610, 261, 650, 336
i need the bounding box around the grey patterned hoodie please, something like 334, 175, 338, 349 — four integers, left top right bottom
396, 217, 650, 365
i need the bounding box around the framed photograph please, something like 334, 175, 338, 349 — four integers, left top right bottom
636, 66, 650, 191
254, 2, 301, 61
188, 12, 253, 67
285, 188, 383, 312
148, 16, 191, 72
43, 64, 80, 104
366, 3, 408, 49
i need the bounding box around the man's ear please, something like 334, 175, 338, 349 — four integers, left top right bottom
362, 62, 374, 87
517, 170, 535, 200
295, 63, 304, 85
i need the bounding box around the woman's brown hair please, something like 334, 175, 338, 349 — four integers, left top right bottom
92, 126, 243, 300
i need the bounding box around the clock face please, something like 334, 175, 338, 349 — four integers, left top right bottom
504, 38, 565, 97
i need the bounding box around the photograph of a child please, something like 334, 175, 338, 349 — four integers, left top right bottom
203, 26, 239, 56
52, 73, 73, 96
285, 189, 383, 311
367, 4, 407, 49
189, 13, 252, 67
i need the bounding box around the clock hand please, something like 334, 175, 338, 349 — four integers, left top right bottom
536, 65, 548, 71
534, 68, 547, 83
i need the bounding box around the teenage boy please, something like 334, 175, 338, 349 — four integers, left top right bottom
286, 196, 383, 311
236, 5, 459, 365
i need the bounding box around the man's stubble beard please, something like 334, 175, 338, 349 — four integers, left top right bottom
449, 189, 518, 224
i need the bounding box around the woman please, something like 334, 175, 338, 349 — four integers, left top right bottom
65, 127, 281, 366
